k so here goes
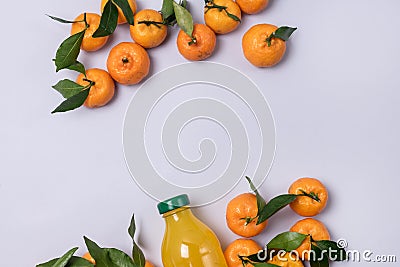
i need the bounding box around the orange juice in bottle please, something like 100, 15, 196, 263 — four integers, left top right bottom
157, 194, 228, 267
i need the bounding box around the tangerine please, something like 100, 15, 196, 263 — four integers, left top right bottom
290, 218, 330, 261
226, 193, 267, 237
177, 24, 216, 61
289, 178, 328, 217
130, 9, 167, 48
106, 42, 150, 85
204, 0, 241, 34
224, 238, 262, 267
236, 0, 269, 14
70, 13, 108, 52
242, 23, 286, 67
76, 68, 115, 108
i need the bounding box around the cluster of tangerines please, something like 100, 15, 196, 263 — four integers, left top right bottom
50, 0, 296, 113
223, 177, 333, 267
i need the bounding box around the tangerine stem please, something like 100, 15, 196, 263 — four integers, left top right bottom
298, 189, 321, 202
122, 57, 129, 64
138, 20, 164, 28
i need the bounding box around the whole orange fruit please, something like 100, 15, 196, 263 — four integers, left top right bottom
290, 218, 331, 261
76, 68, 115, 108
236, 0, 269, 14
106, 42, 150, 85
289, 177, 328, 217
177, 24, 216, 61
226, 193, 267, 237
130, 9, 167, 48
70, 13, 108, 52
242, 23, 287, 67
204, 0, 241, 34
224, 238, 262, 267
267, 252, 304, 267
101, 0, 137, 24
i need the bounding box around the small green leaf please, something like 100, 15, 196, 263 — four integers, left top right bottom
245, 176, 267, 218
66, 61, 86, 75
310, 244, 329, 267
52, 79, 86, 98
37, 256, 94, 267
51, 88, 90, 113
226, 12, 240, 22
161, 0, 175, 24
84, 237, 115, 267
273, 26, 297, 42
257, 194, 297, 224
55, 30, 85, 72
113, 0, 134, 25
245, 251, 268, 263
267, 232, 308, 251
315, 240, 347, 261
173, 1, 194, 37
47, 14, 79, 24
93, 0, 118, 37
104, 248, 136, 267
42, 247, 78, 267
128, 214, 146, 267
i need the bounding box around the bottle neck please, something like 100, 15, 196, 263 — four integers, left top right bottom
162, 206, 193, 224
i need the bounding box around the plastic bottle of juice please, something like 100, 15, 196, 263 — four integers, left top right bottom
157, 194, 228, 267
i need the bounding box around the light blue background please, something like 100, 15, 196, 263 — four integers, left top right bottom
0, 0, 399, 266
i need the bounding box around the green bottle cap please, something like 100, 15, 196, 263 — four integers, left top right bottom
157, 194, 190, 214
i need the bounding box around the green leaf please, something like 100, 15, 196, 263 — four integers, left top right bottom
51, 88, 90, 113
267, 232, 308, 251
273, 26, 297, 42
55, 30, 85, 72
65, 61, 86, 75
310, 244, 329, 267
37, 257, 94, 267
128, 214, 146, 267
113, 0, 134, 25
226, 12, 240, 22
104, 248, 136, 267
47, 14, 78, 24
84, 237, 115, 267
245, 176, 267, 219
253, 263, 280, 267
37, 247, 78, 267
161, 0, 175, 23
257, 194, 297, 224
84, 237, 138, 267
52, 79, 86, 98
315, 240, 347, 261
93, 0, 118, 37
173, 1, 194, 37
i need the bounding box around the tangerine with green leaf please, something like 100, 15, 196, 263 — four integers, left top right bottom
226, 192, 267, 237
204, 0, 241, 34
224, 238, 262, 267
289, 177, 328, 217
177, 23, 216, 61
290, 218, 331, 261
70, 13, 109, 51
76, 68, 115, 108
130, 9, 167, 48
101, 0, 137, 24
